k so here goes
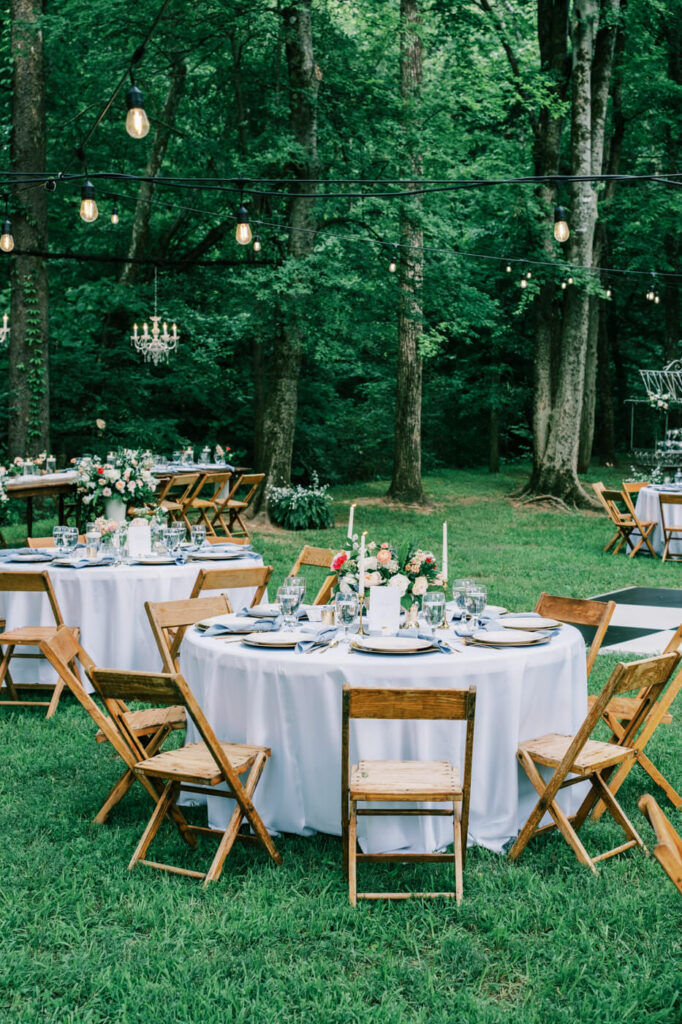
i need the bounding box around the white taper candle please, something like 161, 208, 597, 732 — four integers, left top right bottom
442, 522, 448, 580
358, 531, 366, 597
347, 503, 356, 540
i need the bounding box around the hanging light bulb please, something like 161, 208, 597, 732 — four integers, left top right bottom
111, 203, 119, 225
80, 179, 98, 223
606, 285, 612, 299
125, 83, 150, 139
567, 275, 573, 286
235, 204, 252, 245
505, 263, 512, 273
561, 280, 567, 290
526, 270, 532, 280
520, 273, 528, 289
0, 218, 13, 253
654, 291, 661, 304
553, 205, 570, 243
253, 235, 262, 252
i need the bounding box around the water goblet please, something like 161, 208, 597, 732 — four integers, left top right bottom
451, 579, 475, 629
52, 525, 67, 552
466, 584, 487, 633
167, 525, 186, 555
152, 523, 169, 554
285, 576, 306, 609
46, 456, 57, 473
335, 593, 359, 639
85, 529, 101, 561
277, 587, 299, 631
172, 450, 182, 464
62, 527, 79, 557
200, 446, 211, 465
422, 591, 446, 636
214, 450, 226, 466
190, 524, 207, 549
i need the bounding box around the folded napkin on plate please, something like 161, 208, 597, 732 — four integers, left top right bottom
185, 543, 254, 553
197, 619, 277, 637
400, 628, 455, 654
295, 628, 339, 654
58, 557, 117, 569
239, 606, 308, 620
0, 550, 53, 562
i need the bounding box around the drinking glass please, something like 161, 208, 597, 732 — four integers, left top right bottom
52, 525, 67, 552
46, 456, 57, 473
285, 576, 306, 609
277, 587, 299, 630
335, 593, 359, 639
466, 584, 487, 633
152, 523, 169, 554
190, 524, 207, 549
167, 525, 186, 554
172, 450, 182, 464
200, 446, 211, 465
62, 527, 79, 556
422, 591, 446, 635
214, 450, 225, 466
451, 579, 475, 620
85, 530, 101, 560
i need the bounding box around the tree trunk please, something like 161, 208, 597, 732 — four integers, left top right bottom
388, 0, 426, 503
259, 1, 319, 500
489, 405, 500, 474
8, 0, 49, 457
663, 237, 680, 364
596, 297, 616, 464
577, 295, 599, 472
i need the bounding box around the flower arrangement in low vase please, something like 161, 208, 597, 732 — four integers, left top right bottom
332, 537, 443, 604
74, 448, 158, 516
7, 451, 47, 476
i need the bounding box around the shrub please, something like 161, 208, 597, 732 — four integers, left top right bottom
267, 473, 333, 531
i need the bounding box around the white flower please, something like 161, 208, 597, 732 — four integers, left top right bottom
365, 571, 382, 587
102, 487, 112, 497
388, 573, 410, 596
115, 479, 125, 492
128, 480, 136, 492
386, 558, 399, 573
363, 556, 378, 571
412, 576, 428, 597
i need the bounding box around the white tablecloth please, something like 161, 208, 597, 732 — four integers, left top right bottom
181, 625, 588, 854
0, 555, 263, 688
634, 486, 682, 556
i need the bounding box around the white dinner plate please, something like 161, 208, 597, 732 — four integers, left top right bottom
186, 551, 247, 561
500, 615, 562, 631
473, 629, 548, 646
484, 605, 508, 617
5, 553, 53, 562
350, 635, 435, 655
131, 555, 177, 565
242, 631, 310, 648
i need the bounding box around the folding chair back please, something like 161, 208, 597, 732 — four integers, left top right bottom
342, 685, 476, 903
157, 472, 202, 523
659, 493, 682, 562
622, 481, 648, 496
592, 483, 656, 558
146, 594, 231, 672
184, 471, 233, 534
289, 545, 337, 605
27, 535, 85, 548
0, 569, 63, 624
189, 565, 272, 607
211, 473, 264, 539
535, 592, 615, 675
638, 794, 682, 894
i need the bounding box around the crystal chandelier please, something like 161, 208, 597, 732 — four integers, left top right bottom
0, 313, 9, 346
130, 267, 179, 366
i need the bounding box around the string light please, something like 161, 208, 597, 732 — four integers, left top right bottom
520, 266, 528, 288
505, 263, 512, 273
0, 312, 9, 344
606, 285, 613, 299
654, 290, 661, 305
235, 204, 252, 245
567, 275, 573, 285
80, 179, 98, 222
253, 235, 261, 252
0, 194, 14, 252
553, 205, 570, 243
561, 279, 567, 290
111, 202, 119, 225
125, 82, 150, 139
526, 270, 532, 280
388, 244, 398, 273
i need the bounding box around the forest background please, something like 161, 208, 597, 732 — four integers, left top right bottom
0, 0, 680, 505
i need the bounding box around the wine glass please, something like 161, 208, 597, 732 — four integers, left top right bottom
335, 593, 359, 639
62, 527, 79, 557
285, 576, 306, 611
466, 584, 487, 634
422, 591, 445, 636
52, 525, 67, 552
190, 524, 207, 549
277, 587, 299, 630
167, 525, 185, 555
451, 579, 475, 620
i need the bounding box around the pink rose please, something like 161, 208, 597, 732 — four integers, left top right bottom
331, 552, 348, 572
376, 548, 392, 565
102, 487, 112, 497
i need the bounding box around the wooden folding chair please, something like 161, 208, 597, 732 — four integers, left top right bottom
509, 652, 681, 874
181, 471, 233, 535
40, 627, 192, 833
210, 473, 265, 540
88, 667, 282, 884
592, 482, 657, 558
638, 794, 682, 894
342, 684, 477, 905
288, 545, 337, 605
146, 595, 231, 672
155, 472, 202, 525
588, 625, 682, 820
27, 535, 85, 548
659, 493, 682, 562
189, 565, 272, 608
622, 480, 649, 496
0, 570, 78, 717
535, 593, 616, 676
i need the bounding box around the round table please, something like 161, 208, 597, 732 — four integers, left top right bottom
181, 623, 588, 855
634, 485, 682, 556
0, 554, 263, 688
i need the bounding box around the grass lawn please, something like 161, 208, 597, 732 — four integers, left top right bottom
1, 466, 681, 1024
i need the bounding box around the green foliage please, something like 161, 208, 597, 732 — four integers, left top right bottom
267, 475, 334, 531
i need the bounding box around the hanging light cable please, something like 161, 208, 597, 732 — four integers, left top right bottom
0, 194, 14, 253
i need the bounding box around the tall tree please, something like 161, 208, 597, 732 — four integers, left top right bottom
259, 1, 319, 492
388, 0, 426, 503
8, 0, 49, 457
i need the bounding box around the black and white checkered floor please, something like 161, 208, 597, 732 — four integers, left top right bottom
588, 587, 682, 656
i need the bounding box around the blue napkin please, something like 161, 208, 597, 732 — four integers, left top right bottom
295, 628, 338, 654
400, 629, 454, 654
59, 557, 117, 569
240, 605, 308, 620
197, 619, 276, 637
0, 550, 53, 563
185, 542, 254, 553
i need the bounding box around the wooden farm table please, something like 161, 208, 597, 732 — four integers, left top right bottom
5, 471, 78, 534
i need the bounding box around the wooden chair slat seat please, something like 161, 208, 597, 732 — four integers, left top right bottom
518, 734, 634, 776
136, 740, 267, 785
95, 704, 186, 743
0, 625, 67, 642
351, 760, 461, 801
638, 794, 682, 893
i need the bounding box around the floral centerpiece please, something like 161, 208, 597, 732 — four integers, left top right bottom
332, 537, 442, 603
74, 449, 157, 517
0, 466, 9, 507
7, 452, 47, 476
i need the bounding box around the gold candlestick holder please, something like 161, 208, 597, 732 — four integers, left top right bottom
437, 578, 449, 630
357, 593, 367, 635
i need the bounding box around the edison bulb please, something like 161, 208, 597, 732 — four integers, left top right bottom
567, 276, 573, 286
111, 209, 119, 225
520, 278, 528, 289
126, 106, 150, 139
80, 198, 98, 223
253, 236, 262, 252
0, 221, 13, 252
526, 270, 532, 280
506, 264, 512, 273
606, 287, 612, 299
561, 280, 567, 290
389, 259, 397, 273
554, 220, 570, 243
655, 294, 661, 304
236, 221, 252, 245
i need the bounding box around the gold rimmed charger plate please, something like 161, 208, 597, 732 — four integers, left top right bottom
349, 636, 438, 655
499, 615, 562, 631
465, 635, 551, 650
242, 631, 310, 649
